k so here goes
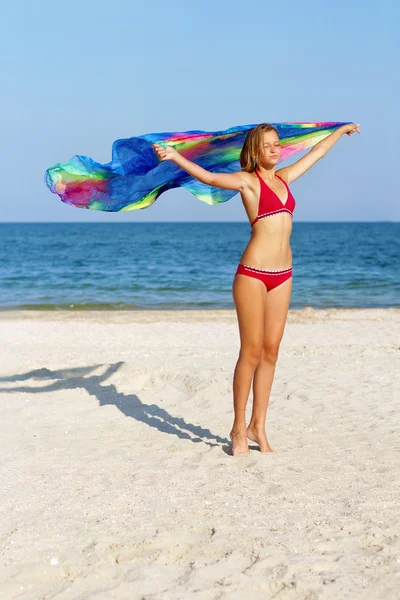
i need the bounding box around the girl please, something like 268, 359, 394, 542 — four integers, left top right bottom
153, 122, 360, 456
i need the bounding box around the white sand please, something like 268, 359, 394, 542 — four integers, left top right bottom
0, 308, 399, 599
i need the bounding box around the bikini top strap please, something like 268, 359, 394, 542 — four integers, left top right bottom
275, 173, 289, 190
256, 169, 286, 189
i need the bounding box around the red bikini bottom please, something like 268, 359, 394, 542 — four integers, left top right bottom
235, 263, 293, 291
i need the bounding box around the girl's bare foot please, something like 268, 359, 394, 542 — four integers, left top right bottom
229, 429, 250, 456
247, 425, 275, 453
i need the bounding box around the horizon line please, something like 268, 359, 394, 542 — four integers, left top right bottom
0, 220, 398, 225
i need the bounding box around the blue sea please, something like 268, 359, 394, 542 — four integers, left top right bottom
0, 223, 398, 310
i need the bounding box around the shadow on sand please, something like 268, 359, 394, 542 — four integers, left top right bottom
0, 362, 233, 451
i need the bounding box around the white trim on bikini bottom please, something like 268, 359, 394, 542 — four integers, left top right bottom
240, 264, 292, 274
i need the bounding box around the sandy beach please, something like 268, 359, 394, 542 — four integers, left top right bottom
0, 307, 399, 599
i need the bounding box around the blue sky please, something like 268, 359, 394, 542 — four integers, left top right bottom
1, 0, 399, 222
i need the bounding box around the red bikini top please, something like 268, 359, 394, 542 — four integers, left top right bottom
250, 170, 296, 228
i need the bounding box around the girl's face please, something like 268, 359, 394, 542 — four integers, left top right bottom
259, 131, 281, 166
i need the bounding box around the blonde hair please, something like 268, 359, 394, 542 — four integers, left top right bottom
240, 123, 279, 172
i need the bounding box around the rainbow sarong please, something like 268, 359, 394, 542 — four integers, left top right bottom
45, 122, 350, 212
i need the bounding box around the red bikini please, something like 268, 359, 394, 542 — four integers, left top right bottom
235, 171, 296, 291
250, 171, 296, 226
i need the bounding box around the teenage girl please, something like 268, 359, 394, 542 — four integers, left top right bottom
153, 122, 360, 456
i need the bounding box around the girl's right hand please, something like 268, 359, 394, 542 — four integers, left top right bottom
341, 123, 361, 136
153, 143, 179, 162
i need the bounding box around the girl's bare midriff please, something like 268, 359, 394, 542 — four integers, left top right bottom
239, 214, 293, 270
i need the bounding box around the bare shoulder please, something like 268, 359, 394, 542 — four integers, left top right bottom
275, 167, 290, 183
237, 170, 257, 190
276, 149, 323, 184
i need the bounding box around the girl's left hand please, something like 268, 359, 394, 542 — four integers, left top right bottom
153, 143, 179, 161
342, 123, 361, 136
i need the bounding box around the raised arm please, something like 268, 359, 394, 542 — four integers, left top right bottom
153, 144, 249, 192
277, 123, 360, 184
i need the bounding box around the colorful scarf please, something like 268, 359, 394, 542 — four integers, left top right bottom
45, 122, 350, 211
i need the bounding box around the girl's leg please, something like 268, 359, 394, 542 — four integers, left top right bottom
231, 274, 266, 455
247, 276, 293, 452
